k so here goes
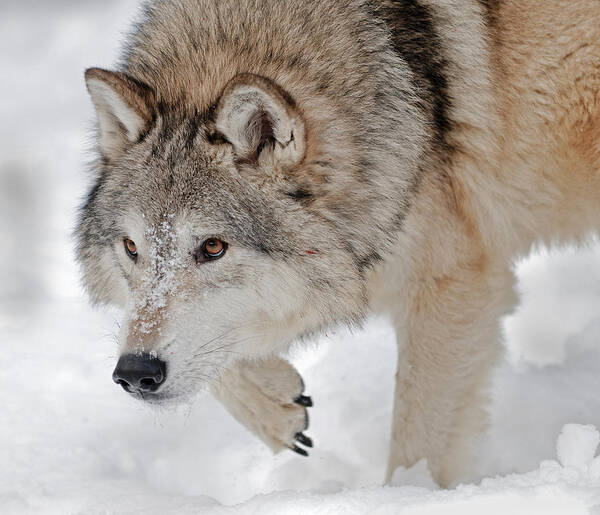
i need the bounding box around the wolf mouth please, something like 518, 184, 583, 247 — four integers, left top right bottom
123, 388, 180, 405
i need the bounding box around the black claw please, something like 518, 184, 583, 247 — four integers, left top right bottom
290, 444, 309, 457
295, 432, 313, 448
294, 395, 313, 407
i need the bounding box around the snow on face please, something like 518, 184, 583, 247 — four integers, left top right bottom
118, 212, 238, 398
129, 216, 181, 334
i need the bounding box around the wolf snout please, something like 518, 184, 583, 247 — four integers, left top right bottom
112, 353, 167, 394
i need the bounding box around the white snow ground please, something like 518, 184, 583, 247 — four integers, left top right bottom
2, 2, 600, 513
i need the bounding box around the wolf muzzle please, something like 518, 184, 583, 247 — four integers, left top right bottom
112, 353, 167, 394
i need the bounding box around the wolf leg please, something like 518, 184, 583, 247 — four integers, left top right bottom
385, 251, 516, 487
211, 357, 313, 456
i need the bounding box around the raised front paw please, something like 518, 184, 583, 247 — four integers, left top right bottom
212, 357, 314, 456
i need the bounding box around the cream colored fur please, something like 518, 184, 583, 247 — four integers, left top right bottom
79, 0, 600, 490
212, 0, 600, 488
370, 0, 600, 486
211, 357, 309, 453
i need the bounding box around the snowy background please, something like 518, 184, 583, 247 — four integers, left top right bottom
2, 1, 600, 513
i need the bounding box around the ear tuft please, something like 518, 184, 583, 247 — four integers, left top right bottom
215, 74, 305, 167
85, 68, 156, 161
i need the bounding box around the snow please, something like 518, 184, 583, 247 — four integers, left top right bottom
557, 425, 600, 470
2, 1, 600, 513
389, 460, 438, 490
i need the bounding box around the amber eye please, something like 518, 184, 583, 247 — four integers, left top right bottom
203, 238, 226, 258
124, 238, 137, 260
196, 238, 227, 263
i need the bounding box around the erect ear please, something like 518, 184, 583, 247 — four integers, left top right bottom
84, 68, 156, 161
215, 74, 306, 167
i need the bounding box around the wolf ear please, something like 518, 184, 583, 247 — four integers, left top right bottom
85, 68, 156, 161
215, 74, 306, 166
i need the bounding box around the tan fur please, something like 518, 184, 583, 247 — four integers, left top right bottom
456, 0, 600, 253
371, 0, 600, 486
212, 357, 309, 452
79, 0, 600, 489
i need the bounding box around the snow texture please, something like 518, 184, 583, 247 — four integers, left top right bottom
557, 425, 600, 470
2, 1, 600, 513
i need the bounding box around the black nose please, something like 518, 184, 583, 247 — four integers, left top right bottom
112, 353, 167, 393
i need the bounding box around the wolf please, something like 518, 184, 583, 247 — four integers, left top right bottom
76, 0, 600, 487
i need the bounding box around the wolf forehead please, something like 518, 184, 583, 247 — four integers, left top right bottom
79, 113, 294, 256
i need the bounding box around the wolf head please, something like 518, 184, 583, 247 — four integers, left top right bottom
76, 68, 370, 402
76, 0, 430, 403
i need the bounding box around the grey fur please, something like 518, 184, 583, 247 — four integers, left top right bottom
77, 0, 600, 487
77, 0, 436, 329
76, 0, 457, 480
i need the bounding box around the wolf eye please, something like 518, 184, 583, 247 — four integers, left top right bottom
203, 239, 226, 258
196, 238, 227, 264
124, 238, 137, 260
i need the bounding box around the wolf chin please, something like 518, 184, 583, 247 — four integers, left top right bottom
76, 0, 600, 487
